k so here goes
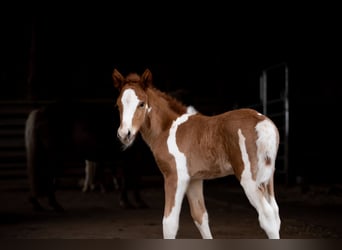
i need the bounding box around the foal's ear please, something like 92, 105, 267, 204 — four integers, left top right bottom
112, 69, 125, 90
140, 68, 153, 89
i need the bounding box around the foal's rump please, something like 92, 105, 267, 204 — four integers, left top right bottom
220, 108, 279, 183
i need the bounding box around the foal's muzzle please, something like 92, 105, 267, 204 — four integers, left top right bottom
117, 128, 135, 147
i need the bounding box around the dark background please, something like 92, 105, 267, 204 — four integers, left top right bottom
1, 4, 341, 186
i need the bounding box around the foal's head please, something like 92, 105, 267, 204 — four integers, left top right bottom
112, 69, 152, 148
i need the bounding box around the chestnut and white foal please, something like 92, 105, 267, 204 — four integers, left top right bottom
112, 68, 281, 239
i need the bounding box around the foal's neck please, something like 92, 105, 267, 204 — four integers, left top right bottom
140, 88, 188, 147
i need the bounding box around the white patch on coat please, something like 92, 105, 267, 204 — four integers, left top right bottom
238, 129, 257, 206
187, 106, 197, 114
194, 211, 213, 239
163, 111, 196, 238
255, 119, 277, 185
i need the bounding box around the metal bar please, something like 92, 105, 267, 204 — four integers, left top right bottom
284, 65, 289, 185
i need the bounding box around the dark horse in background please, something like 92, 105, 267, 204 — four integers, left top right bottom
25, 100, 149, 212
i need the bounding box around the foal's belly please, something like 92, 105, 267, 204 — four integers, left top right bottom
189, 162, 235, 180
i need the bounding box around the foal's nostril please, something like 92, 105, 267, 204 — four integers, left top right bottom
117, 129, 132, 142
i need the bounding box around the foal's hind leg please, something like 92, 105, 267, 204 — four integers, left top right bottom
186, 179, 213, 239
240, 177, 281, 239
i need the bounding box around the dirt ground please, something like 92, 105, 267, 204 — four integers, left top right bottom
0, 176, 342, 239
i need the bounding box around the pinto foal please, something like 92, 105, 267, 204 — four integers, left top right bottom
112, 68, 281, 239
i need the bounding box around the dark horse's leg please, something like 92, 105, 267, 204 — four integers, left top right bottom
117, 137, 149, 209
115, 165, 148, 209
111, 163, 135, 209
29, 159, 65, 213
47, 175, 64, 212
27, 165, 64, 213
38, 144, 65, 212
122, 166, 149, 209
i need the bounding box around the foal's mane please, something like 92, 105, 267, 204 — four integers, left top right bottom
150, 86, 188, 116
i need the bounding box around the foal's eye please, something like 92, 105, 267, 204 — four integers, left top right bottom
138, 102, 145, 108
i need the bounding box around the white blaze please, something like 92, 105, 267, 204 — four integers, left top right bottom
119, 89, 140, 136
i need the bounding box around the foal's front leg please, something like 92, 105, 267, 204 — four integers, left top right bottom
162, 174, 189, 239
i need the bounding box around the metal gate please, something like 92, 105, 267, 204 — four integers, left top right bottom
259, 63, 289, 184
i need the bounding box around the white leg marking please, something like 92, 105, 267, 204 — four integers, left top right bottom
270, 196, 281, 232
162, 195, 184, 239
194, 212, 213, 239
163, 112, 195, 239
238, 129, 280, 239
